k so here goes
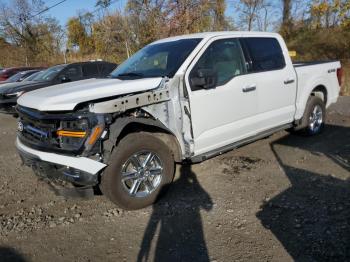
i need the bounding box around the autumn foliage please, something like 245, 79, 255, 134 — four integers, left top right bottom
0, 0, 349, 94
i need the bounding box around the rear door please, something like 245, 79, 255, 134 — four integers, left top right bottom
82, 63, 99, 79
240, 37, 297, 131
186, 37, 259, 155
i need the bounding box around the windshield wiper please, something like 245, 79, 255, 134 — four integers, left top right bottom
114, 72, 144, 78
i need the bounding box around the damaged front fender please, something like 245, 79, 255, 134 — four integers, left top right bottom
89, 76, 194, 162
88, 78, 171, 114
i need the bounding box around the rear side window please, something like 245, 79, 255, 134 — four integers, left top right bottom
82, 63, 99, 78
65, 65, 83, 81
241, 37, 285, 72
98, 63, 117, 77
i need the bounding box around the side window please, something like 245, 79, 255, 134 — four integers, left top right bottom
64, 65, 83, 81
241, 37, 285, 72
82, 64, 99, 78
190, 38, 246, 91
99, 63, 117, 77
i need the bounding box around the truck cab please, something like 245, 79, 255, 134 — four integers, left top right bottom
15, 32, 342, 210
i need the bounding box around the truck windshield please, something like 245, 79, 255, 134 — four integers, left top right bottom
31, 65, 66, 82
110, 38, 202, 79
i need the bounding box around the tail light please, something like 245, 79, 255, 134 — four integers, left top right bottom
0, 74, 8, 80
337, 67, 344, 87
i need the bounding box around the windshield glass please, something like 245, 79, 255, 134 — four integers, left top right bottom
6, 72, 24, 82
110, 38, 202, 79
24, 71, 41, 81
31, 65, 66, 81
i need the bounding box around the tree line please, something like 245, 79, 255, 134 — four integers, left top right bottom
0, 0, 349, 67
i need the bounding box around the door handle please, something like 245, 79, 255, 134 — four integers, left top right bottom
284, 78, 295, 84
242, 84, 256, 93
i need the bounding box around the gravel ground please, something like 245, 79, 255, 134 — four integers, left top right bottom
0, 97, 349, 262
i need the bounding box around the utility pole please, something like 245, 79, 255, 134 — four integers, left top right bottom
125, 41, 130, 58
63, 49, 69, 64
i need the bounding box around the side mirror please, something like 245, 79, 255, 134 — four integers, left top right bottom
60, 75, 71, 83
190, 68, 217, 90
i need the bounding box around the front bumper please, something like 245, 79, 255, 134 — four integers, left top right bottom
16, 138, 106, 186
0, 98, 17, 114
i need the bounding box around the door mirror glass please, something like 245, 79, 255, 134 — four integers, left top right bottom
190, 68, 218, 90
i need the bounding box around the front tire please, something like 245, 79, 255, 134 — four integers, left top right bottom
100, 132, 175, 210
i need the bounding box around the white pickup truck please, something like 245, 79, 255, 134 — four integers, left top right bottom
16, 32, 343, 209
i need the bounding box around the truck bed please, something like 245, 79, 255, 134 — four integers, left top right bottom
293, 60, 339, 67
293, 60, 341, 120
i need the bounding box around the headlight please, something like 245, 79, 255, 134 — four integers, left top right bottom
59, 119, 89, 132
56, 116, 105, 154
56, 119, 90, 151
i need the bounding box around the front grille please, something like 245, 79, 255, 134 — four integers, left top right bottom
17, 106, 93, 155
18, 109, 61, 150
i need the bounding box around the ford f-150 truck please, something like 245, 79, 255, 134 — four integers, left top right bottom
15, 32, 343, 210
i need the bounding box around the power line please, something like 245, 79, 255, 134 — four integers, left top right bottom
29, 0, 69, 19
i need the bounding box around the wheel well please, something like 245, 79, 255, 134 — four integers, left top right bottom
115, 122, 182, 163
311, 85, 328, 105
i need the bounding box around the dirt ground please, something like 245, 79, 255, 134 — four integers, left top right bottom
0, 97, 349, 262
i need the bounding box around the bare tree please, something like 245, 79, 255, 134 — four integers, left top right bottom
256, 1, 278, 31
236, 0, 265, 31
280, 0, 293, 37
0, 0, 63, 65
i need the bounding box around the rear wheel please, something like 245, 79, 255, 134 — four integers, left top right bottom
100, 132, 175, 210
307, 103, 324, 135
293, 96, 326, 136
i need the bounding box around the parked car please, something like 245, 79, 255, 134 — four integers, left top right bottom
0, 67, 43, 82
15, 32, 342, 210
0, 70, 42, 84
0, 61, 117, 114
21, 71, 43, 82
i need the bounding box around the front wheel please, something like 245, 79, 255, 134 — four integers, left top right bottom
100, 132, 175, 210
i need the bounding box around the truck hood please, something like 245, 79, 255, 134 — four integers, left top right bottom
18, 77, 163, 111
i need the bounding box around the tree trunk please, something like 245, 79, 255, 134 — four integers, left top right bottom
281, 0, 292, 38
282, 0, 291, 26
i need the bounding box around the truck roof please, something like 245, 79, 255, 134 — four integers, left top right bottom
152, 31, 281, 44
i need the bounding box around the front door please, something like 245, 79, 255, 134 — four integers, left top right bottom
185, 37, 259, 156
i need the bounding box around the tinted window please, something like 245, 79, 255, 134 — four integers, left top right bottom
32, 65, 66, 81
19, 71, 38, 81
24, 71, 42, 81
101, 63, 117, 76
6, 72, 25, 82
82, 63, 99, 78
110, 38, 202, 79
64, 65, 83, 81
242, 37, 285, 72
190, 38, 246, 90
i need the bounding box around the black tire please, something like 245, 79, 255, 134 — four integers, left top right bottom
293, 96, 326, 136
100, 132, 175, 210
